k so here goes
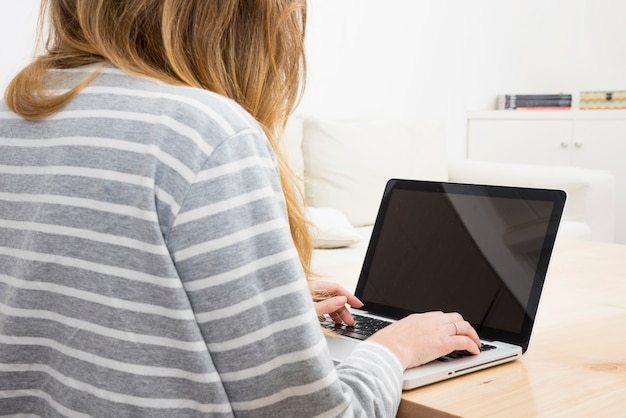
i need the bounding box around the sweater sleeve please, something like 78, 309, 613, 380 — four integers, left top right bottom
166, 127, 404, 417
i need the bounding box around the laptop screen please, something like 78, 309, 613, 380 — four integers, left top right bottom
355, 179, 565, 352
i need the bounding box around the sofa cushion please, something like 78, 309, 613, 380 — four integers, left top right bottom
306, 206, 362, 249
301, 117, 448, 226
448, 160, 616, 242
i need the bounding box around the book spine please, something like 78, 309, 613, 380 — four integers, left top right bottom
497, 102, 572, 110
513, 106, 572, 111
506, 99, 572, 107
504, 94, 572, 101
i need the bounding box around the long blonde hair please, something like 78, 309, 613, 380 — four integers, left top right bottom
5, 0, 313, 277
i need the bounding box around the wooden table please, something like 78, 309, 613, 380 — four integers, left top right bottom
317, 239, 626, 417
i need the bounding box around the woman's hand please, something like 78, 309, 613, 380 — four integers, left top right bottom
368, 311, 482, 370
310, 280, 363, 326
309, 282, 481, 371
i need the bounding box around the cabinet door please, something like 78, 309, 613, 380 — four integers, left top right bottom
571, 120, 626, 171
572, 119, 626, 243
468, 119, 572, 165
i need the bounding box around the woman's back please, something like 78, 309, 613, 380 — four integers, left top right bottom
0, 66, 357, 416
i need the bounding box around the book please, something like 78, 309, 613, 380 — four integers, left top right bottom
500, 94, 572, 101
504, 99, 572, 107
513, 106, 572, 111
496, 94, 572, 110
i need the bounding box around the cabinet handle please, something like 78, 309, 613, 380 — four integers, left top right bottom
560, 141, 569, 148
574, 141, 583, 148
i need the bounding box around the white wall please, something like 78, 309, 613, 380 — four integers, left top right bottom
300, 0, 626, 159
0, 1, 40, 91
2, 0, 626, 159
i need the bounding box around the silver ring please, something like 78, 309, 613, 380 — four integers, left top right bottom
453, 322, 460, 335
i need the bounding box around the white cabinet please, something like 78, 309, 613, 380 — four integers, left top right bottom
467, 110, 626, 243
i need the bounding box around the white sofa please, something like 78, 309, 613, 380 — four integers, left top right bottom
282, 115, 616, 271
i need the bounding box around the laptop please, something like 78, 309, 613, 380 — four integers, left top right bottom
322, 179, 566, 390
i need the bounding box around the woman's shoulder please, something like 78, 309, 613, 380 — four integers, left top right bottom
49, 64, 270, 176
71, 64, 264, 144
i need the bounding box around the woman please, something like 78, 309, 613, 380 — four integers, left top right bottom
0, 0, 480, 416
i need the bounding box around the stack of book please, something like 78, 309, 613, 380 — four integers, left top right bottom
496, 94, 572, 110
580, 90, 626, 110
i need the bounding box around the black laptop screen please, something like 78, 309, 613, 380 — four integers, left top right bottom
355, 180, 565, 351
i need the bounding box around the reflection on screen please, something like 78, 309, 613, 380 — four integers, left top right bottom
360, 188, 554, 334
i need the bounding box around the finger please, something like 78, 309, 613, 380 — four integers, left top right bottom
454, 335, 481, 355
323, 308, 352, 325
336, 307, 356, 326
450, 321, 460, 336
331, 287, 363, 308
314, 295, 348, 317
323, 284, 364, 308
451, 320, 481, 352
431, 312, 480, 350
327, 311, 340, 322
345, 293, 363, 308
319, 298, 357, 325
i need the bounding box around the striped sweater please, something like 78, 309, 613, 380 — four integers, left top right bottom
0, 65, 403, 417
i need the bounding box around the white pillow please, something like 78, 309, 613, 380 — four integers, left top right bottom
306, 206, 362, 249
302, 117, 448, 226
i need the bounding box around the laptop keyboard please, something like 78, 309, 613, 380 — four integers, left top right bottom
321, 314, 391, 340
321, 313, 498, 361
437, 343, 497, 362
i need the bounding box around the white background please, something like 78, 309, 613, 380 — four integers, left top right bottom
2, 1, 625, 158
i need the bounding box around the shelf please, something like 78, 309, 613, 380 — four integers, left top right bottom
467, 110, 626, 121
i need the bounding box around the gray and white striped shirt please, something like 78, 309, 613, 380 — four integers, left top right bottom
0, 65, 402, 417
